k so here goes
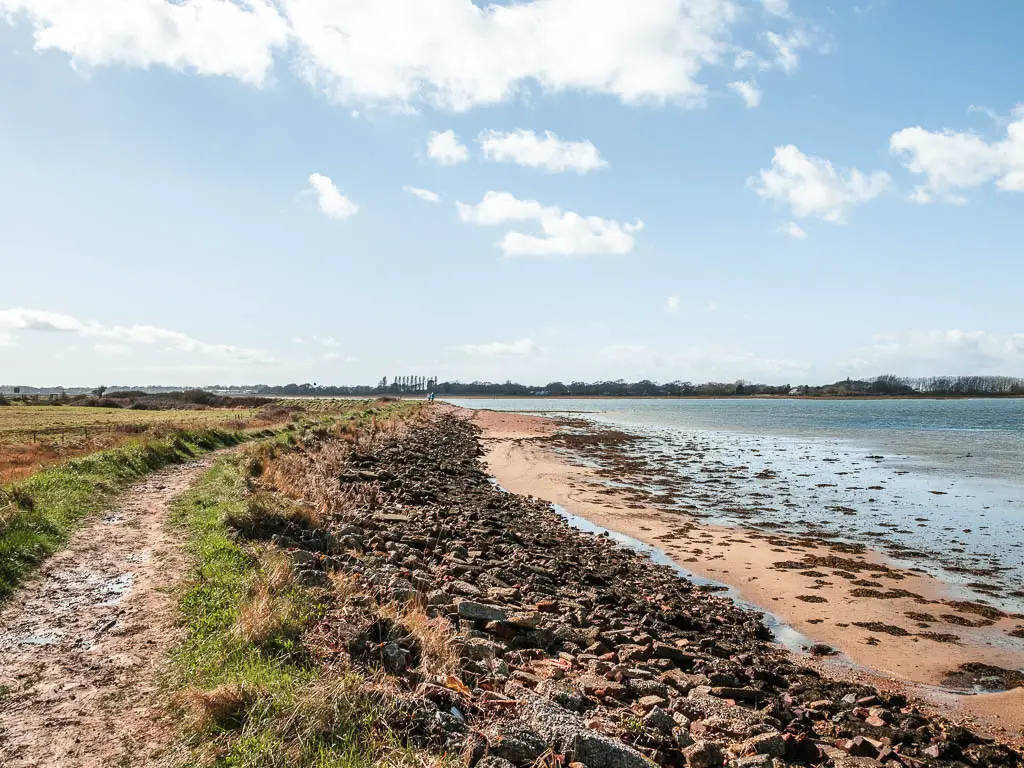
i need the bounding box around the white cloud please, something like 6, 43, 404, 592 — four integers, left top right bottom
783, 221, 807, 239
94, 324, 277, 364
313, 334, 341, 347
889, 106, 1024, 204
664, 295, 680, 314
285, 0, 741, 111
457, 191, 643, 257
478, 129, 607, 174
760, 0, 791, 17
456, 191, 547, 226
0, 307, 85, 332
0, 0, 289, 86
749, 145, 891, 223
426, 130, 469, 165
763, 30, 807, 73
308, 173, 358, 220
2, 0, 758, 112
728, 79, 761, 108
0, 306, 277, 365
403, 185, 441, 203
454, 338, 539, 357
843, 330, 1024, 375
1, 1, 828, 114
733, 49, 757, 69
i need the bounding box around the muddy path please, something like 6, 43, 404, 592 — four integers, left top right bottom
0, 454, 222, 767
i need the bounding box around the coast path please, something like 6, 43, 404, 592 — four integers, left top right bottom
0, 455, 219, 768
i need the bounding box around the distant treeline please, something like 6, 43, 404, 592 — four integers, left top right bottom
4, 375, 1022, 404
225, 375, 1024, 398
0, 388, 272, 410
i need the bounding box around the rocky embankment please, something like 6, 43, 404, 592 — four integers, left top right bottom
270, 414, 1022, 768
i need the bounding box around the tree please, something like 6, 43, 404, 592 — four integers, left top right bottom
93, 385, 107, 398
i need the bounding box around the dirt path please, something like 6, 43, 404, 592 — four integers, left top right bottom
0, 455, 221, 768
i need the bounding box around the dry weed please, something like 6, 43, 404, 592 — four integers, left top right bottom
233, 554, 297, 645
263, 552, 294, 594
379, 603, 459, 679
180, 683, 250, 732
234, 583, 286, 646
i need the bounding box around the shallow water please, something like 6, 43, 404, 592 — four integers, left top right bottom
451, 397, 1024, 611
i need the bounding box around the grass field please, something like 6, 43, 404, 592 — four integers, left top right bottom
0, 404, 283, 484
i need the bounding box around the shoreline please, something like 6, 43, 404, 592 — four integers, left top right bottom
463, 407, 1024, 744
440, 394, 1024, 401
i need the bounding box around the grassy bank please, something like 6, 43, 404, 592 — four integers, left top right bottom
0, 427, 277, 600
166, 402, 450, 767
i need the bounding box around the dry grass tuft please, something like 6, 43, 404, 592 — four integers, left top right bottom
263, 551, 294, 594
330, 571, 365, 604
380, 602, 459, 679
181, 683, 251, 732
233, 553, 298, 645
234, 582, 287, 646
278, 674, 380, 746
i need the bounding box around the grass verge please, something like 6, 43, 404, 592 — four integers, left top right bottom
0, 427, 278, 600
168, 436, 451, 768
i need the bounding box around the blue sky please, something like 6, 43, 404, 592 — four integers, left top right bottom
1, 0, 1022, 386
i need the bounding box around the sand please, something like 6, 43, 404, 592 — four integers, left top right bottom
467, 408, 1024, 744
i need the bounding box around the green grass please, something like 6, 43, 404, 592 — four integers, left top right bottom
168, 448, 443, 768
0, 427, 277, 600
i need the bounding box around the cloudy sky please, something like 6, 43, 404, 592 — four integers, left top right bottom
1, 0, 1022, 386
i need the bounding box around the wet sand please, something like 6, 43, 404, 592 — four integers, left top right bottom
466, 408, 1024, 743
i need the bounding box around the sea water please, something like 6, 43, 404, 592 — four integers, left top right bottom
447, 397, 1024, 611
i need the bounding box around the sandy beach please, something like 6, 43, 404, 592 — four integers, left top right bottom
465, 407, 1024, 744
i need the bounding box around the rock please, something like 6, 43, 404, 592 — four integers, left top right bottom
734, 757, 772, 768
617, 644, 651, 663
923, 741, 962, 760
289, 549, 317, 566
740, 732, 785, 758
451, 579, 483, 597
674, 728, 695, 749
643, 706, 676, 734
652, 641, 695, 665
809, 643, 837, 657
842, 736, 879, 759
783, 733, 823, 763
461, 637, 506, 661
577, 673, 628, 699
635, 694, 668, 712
709, 687, 764, 703
456, 599, 508, 624
506, 611, 542, 629
382, 642, 409, 674
520, 695, 651, 768
679, 692, 775, 733
296, 569, 331, 588
487, 721, 547, 765
476, 758, 517, 768
627, 678, 670, 699
683, 740, 725, 768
